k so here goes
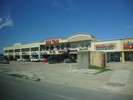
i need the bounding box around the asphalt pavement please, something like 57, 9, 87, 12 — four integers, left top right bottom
0, 75, 133, 100
0, 61, 133, 95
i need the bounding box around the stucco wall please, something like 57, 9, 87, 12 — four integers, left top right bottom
77, 52, 90, 69
77, 51, 106, 69
21, 43, 40, 48
90, 51, 106, 67
67, 34, 93, 42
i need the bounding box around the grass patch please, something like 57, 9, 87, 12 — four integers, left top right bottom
90, 65, 111, 74
95, 68, 111, 74
35, 78, 41, 81
9, 73, 41, 81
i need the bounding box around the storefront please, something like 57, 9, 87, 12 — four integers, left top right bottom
121, 38, 133, 62
40, 51, 49, 58
107, 52, 121, 62
14, 53, 20, 59
21, 52, 30, 59
91, 40, 121, 62
66, 34, 93, 59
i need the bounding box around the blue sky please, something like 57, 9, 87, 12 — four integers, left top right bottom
0, 0, 133, 53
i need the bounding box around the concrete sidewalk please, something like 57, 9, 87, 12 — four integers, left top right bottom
2, 61, 133, 95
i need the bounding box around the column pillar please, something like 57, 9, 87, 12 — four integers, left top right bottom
122, 51, 125, 62
13, 49, 15, 59
7, 50, 9, 58
38, 46, 41, 59
29, 48, 32, 58
20, 48, 22, 59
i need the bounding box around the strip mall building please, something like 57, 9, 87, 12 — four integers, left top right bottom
3, 33, 133, 62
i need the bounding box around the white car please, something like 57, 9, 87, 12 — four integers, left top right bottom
17, 59, 27, 62
39, 57, 44, 62
30, 57, 39, 62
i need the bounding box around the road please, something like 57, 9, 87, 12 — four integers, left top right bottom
0, 75, 133, 100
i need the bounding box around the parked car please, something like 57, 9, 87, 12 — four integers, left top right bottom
48, 55, 63, 64
30, 57, 39, 62
17, 58, 27, 62
43, 58, 48, 63
64, 58, 77, 63
0, 57, 10, 64
39, 57, 44, 62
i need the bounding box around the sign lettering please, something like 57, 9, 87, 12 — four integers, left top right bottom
45, 39, 59, 44
123, 41, 133, 50
95, 43, 116, 50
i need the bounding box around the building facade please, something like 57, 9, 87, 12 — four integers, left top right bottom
3, 33, 97, 60
3, 33, 133, 62
121, 38, 133, 62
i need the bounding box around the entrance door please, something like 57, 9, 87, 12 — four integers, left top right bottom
108, 52, 121, 62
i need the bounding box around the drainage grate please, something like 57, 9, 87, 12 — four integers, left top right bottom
106, 82, 125, 87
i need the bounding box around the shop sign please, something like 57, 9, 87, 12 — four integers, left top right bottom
123, 41, 133, 50
69, 50, 78, 52
69, 50, 78, 54
45, 39, 59, 44
95, 43, 116, 50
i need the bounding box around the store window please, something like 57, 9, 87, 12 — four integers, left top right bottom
70, 43, 78, 49
61, 44, 65, 50
46, 46, 49, 51
80, 42, 90, 48
125, 52, 133, 61
22, 48, 30, 52
15, 49, 20, 52
5, 50, 8, 53
9, 50, 13, 53
85, 43, 91, 47
31, 47, 39, 51
107, 52, 120, 62
40, 45, 45, 51
56, 45, 60, 50
66, 44, 70, 49
50, 46, 54, 50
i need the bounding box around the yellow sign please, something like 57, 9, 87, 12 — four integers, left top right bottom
121, 38, 133, 51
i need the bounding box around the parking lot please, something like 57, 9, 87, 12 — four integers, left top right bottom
0, 61, 133, 95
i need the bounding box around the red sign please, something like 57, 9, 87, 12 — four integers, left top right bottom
45, 39, 59, 44
123, 45, 133, 49
123, 42, 133, 50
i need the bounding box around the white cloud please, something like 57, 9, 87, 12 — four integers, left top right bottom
0, 15, 13, 29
